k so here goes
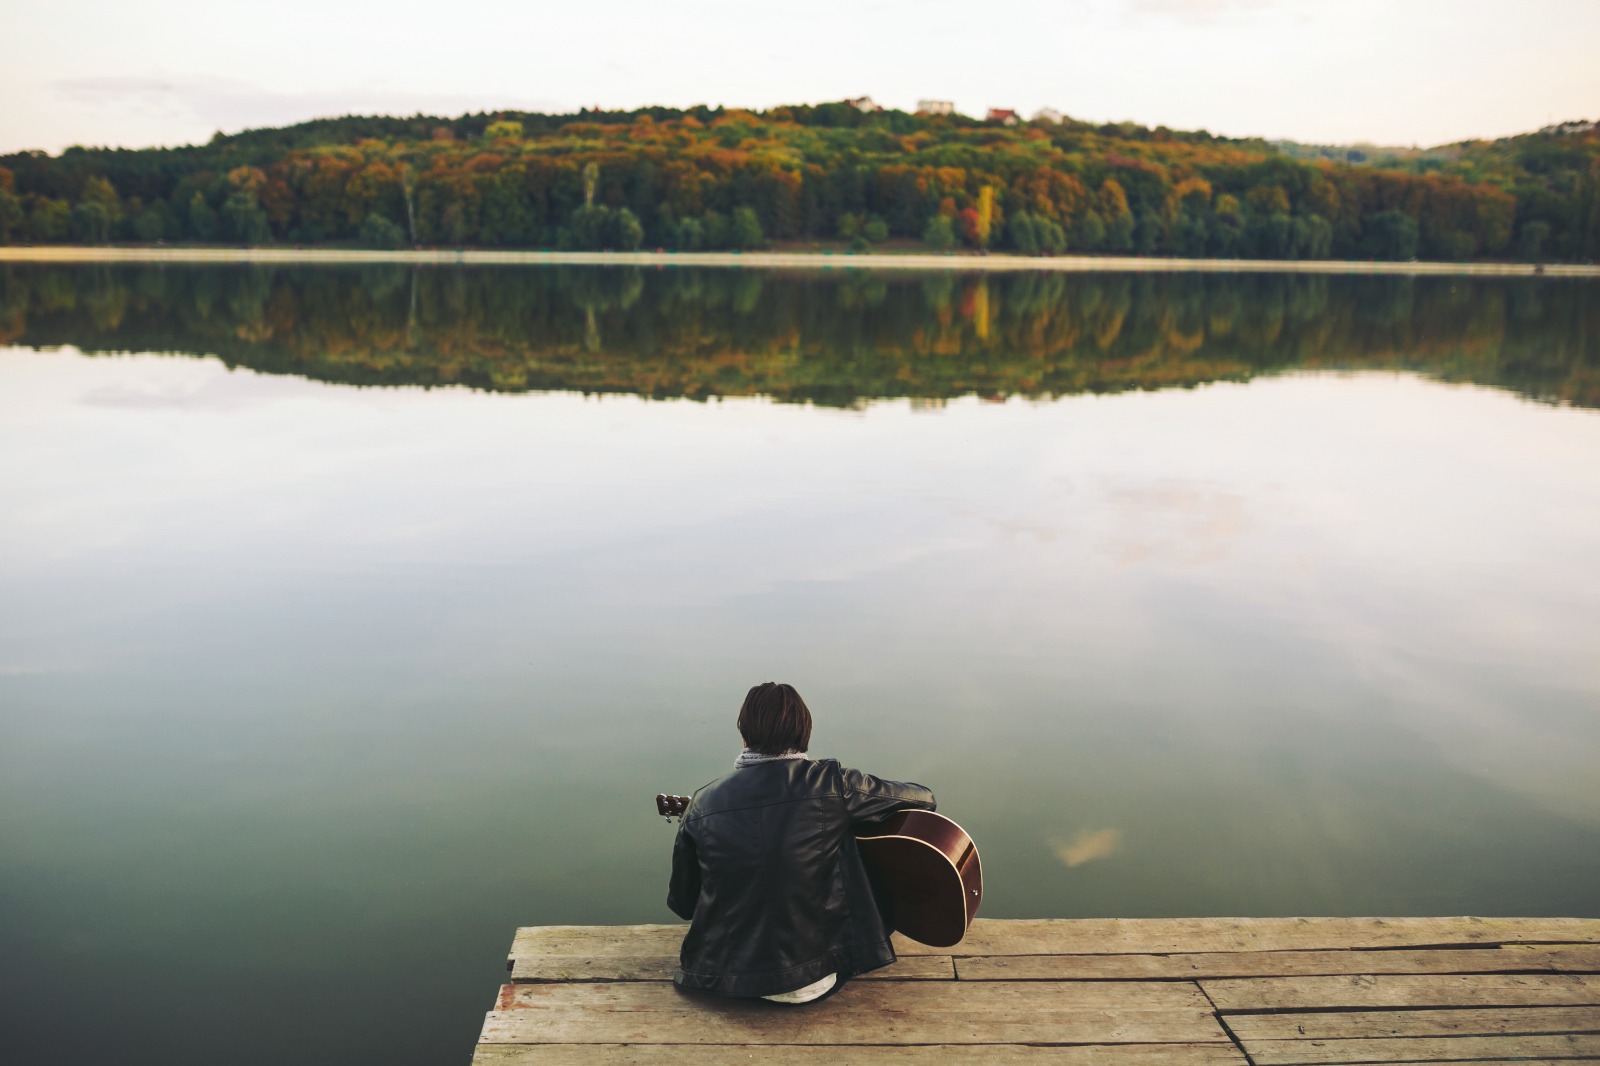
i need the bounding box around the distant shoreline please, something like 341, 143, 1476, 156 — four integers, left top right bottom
2, 245, 1596, 277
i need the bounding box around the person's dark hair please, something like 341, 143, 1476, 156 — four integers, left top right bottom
737, 682, 813, 755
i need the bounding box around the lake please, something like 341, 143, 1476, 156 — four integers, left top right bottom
2, 263, 1598, 1066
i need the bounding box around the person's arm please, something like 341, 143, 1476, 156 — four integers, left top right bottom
666, 820, 700, 920
840, 765, 937, 829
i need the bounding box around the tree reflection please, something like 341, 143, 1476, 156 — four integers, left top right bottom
1, 265, 1595, 408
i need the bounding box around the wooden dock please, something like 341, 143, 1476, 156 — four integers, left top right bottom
473, 918, 1600, 1065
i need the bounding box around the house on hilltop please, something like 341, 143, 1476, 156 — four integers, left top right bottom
1033, 107, 1062, 124
917, 99, 955, 116
986, 108, 1020, 126
845, 96, 883, 113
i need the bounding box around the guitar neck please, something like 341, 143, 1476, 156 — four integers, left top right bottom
656, 793, 691, 819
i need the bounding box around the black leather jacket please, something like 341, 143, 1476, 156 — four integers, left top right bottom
667, 757, 936, 997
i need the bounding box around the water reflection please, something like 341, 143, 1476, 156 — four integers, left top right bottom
1, 264, 1595, 408
1053, 828, 1124, 868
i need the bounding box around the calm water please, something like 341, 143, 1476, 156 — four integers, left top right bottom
2, 265, 1598, 1065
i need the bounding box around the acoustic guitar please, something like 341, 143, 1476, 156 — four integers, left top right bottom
655, 793, 982, 947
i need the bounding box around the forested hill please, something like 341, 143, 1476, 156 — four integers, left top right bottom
1, 102, 1596, 262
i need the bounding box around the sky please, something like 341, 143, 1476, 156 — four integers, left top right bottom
1, 0, 1597, 156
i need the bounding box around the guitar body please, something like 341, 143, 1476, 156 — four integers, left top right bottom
856, 810, 982, 948
655, 794, 982, 948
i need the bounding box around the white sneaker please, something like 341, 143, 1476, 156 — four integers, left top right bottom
761, 973, 837, 1004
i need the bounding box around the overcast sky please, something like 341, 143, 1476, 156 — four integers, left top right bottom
2, 0, 1596, 156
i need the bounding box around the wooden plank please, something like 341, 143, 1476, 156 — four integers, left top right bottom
512, 924, 686, 957
1504, 946, 1600, 972
1202, 973, 1600, 1010
495, 978, 1210, 1012
906, 918, 1600, 957
509, 955, 676, 982
479, 1007, 1230, 1046
510, 953, 954, 982
1226, 1006, 1600, 1040
471, 1043, 1251, 1066
1239, 1033, 1600, 1064
846, 954, 947, 980
510, 919, 1600, 961
957, 947, 1585, 981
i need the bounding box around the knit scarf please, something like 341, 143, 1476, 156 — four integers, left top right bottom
734, 749, 808, 769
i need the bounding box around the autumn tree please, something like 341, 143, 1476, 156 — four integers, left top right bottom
1099, 179, 1134, 252
974, 185, 995, 248
222, 167, 270, 244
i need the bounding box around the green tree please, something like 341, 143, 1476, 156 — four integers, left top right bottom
1007, 211, 1039, 254
570, 204, 612, 248
703, 210, 729, 248
1036, 216, 1067, 255
133, 204, 168, 241
359, 212, 406, 248
0, 167, 20, 242
188, 193, 218, 240
1439, 230, 1476, 260
223, 190, 270, 244
69, 176, 122, 244
0, 188, 22, 243
28, 198, 71, 241
1301, 214, 1334, 259
1517, 220, 1551, 262
70, 201, 112, 243
669, 215, 704, 249
1363, 209, 1420, 260
1209, 195, 1244, 257
81, 176, 122, 222
730, 206, 764, 249
1170, 210, 1207, 257
1105, 212, 1134, 252
1075, 210, 1106, 251
1245, 210, 1293, 257
922, 214, 956, 250
1133, 210, 1163, 254
614, 207, 644, 250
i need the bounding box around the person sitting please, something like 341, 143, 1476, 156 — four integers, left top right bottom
667, 681, 936, 1003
